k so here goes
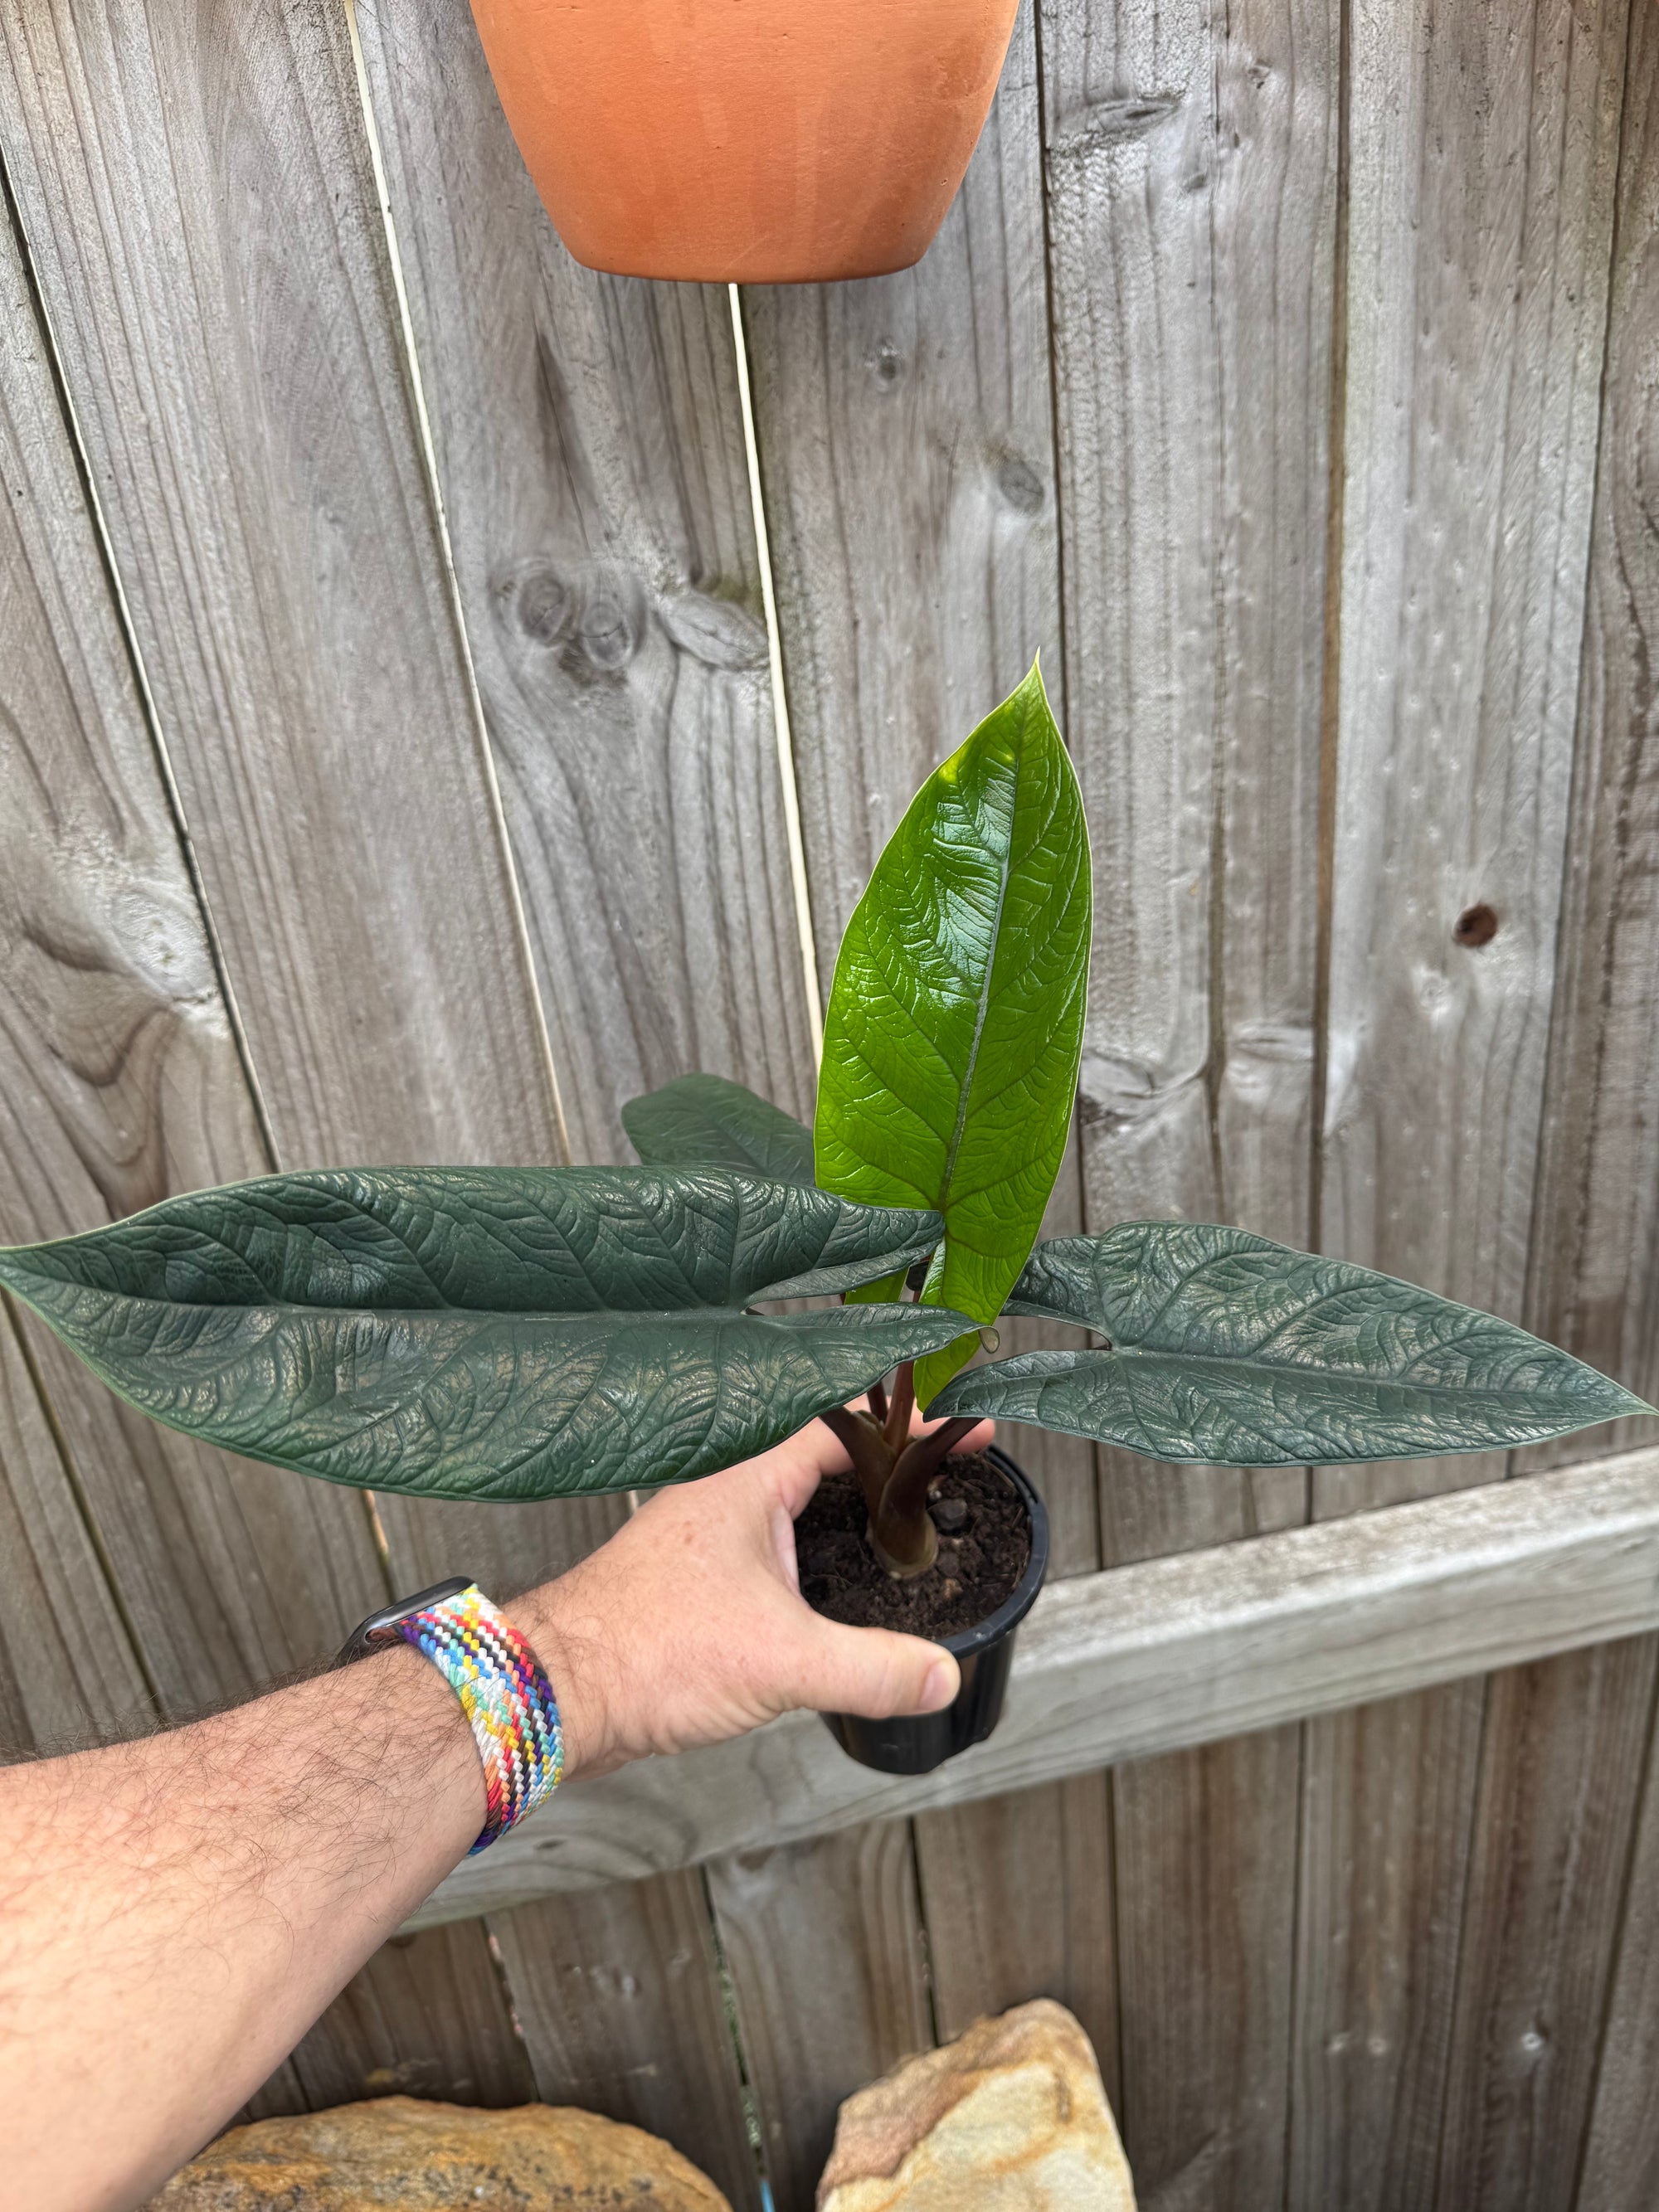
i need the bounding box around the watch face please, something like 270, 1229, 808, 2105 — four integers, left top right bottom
338, 1576, 473, 1665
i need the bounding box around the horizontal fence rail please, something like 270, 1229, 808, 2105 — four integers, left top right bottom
414, 1443, 1659, 1928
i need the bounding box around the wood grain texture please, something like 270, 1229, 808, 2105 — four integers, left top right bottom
1435, 1639, 1657, 2211
1576, 1664, 1659, 2206
0, 1304, 149, 1756
0, 176, 386, 1712
1293, 7, 1632, 2208
0, 0, 558, 1175
243, 1922, 537, 2117
0, 0, 601, 2112
489, 1877, 759, 2211
411, 1446, 1659, 1924
1550, 22, 1659, 2206
1040, 0, 1340, 2196
1316, 0, 1625, 1518
708, 1825, 932, 2212
732, 13, 1101, 2181
346, 0, 827, 2156
1436, 17, 1659, 2210
352, 0, 817, 1168
913, 1771, 1118, 2096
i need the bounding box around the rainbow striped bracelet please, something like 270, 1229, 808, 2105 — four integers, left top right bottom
339, 1578, 563, 1854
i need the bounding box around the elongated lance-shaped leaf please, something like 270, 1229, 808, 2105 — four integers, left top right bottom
934, 1222, 1648, 1465
622, 1073, 815, 1184
0, 1169, 971, 1501
814, 661, 1090, 1406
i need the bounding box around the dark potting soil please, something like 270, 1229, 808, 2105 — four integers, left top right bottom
794, 1451, 1030, 1638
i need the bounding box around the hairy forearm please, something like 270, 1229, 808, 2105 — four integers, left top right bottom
0, 1638, 484, 2212
0, 1422, 969, 2211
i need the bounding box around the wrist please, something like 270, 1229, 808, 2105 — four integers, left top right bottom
509, 1576, 612, 1785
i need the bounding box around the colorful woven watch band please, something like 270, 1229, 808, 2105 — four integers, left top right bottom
390, 1584, 563, 1855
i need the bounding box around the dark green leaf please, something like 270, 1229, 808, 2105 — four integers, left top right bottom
622, 1073, 814, 1184
935, 1222, 1647, 1464
0, 1169, 969, 1501
814, 662, 1090, 1406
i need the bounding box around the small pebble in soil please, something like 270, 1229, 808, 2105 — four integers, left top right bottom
795, 1452, 1030, 1637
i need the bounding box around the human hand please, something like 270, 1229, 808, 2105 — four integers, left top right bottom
518, 1405, 994, 1781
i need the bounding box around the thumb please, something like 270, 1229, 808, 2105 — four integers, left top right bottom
789, 1616, 960, 1721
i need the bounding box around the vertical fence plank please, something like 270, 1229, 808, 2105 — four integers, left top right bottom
726, 15, 1109, 2194
246, 1924, 538, 2118
1550, 21, 1659, 2209
1039, 0, 1340, 2204
352, 0, 817, 1165
1457, 13, 1659, 2210
1290, 3, 1630, 2207
0, 1310, 150, 1753
912, 1771, 1118, 2099
708, 1825, 932, 2212
348, 0, 823, 2176
0, 150, 387, 1710
0, 0, 598, 2125
490, 1879, 759, 2208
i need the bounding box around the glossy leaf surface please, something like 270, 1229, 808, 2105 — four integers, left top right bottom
814, 663, 1089, 1405
622, 1073, 814, 1183
0, 1169, 967, 1500
936, 1222, 1646, 1464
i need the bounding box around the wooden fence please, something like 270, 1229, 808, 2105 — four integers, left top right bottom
3, 0, 1659, 2205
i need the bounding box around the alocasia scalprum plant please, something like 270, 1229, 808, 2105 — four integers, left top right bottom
0, 665, 1644, 1598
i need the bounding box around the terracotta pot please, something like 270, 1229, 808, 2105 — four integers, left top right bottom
466, 0, 1021, 283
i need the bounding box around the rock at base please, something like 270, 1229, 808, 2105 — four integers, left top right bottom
815, 1998, 1135, 2211
146, 2093, 732, 2210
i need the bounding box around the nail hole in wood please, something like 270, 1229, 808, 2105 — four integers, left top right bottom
1454, 903, 1499, 947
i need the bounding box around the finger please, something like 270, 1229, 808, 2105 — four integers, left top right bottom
784, 1614, 960, 1720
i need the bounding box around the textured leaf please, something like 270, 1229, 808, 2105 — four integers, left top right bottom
622, 1073, 814, 1184
814, 662, 1090, 1405
0, 1169, 970, 1501
935, 1222, 1647, 1464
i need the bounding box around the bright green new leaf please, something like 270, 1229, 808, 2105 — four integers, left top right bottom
0, 1169, 971, 1502
935, 1222, 1647, 1463
622, 1073, 815, 1184
814, 662, 1090, 1406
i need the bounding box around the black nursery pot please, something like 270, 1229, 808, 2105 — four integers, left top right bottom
822, 1445, 1050, 1777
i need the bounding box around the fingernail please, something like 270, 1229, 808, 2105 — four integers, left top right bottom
921, 1660, 956, 1712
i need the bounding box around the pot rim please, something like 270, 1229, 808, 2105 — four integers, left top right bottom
937, 1442, 1050, 1662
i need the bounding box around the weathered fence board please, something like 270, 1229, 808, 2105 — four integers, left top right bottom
708, 1824, 932, 2212
1292, 5, 1632, 2206
0, 0, 620, 2128
728, 14, 1105, 2194
1536, 22, 1659, 2212
0, 153, 386, 1713
345, 4, 817, 2187
489, 1879, 758, 2207
1430, 10, 1659, 2208
0, 1309, 149, 1753
353, 0, 819, 1167
246, 1923, 538, 2117
1039, 0, 1341, 2195
409, 1446, 1659, 1922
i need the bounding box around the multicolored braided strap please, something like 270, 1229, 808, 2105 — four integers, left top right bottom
346, 1579, 563, 1855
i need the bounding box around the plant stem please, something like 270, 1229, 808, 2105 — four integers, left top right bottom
869, 1415, 979, 1575
883, 1364, 915, 1452
816, 1403, 896, 1527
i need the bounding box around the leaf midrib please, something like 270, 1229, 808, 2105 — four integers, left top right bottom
999, 1343, 1631, 1404
934, 751, 1023, 1223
